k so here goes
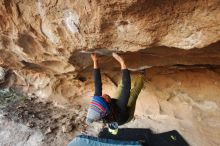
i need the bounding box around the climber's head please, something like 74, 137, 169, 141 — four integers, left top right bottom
86, 95, 110, 124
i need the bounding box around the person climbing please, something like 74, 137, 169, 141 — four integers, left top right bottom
86, 52, 145, 135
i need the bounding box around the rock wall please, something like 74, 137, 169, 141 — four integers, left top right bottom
4, 0, 220, 50
0, 0, 220, 100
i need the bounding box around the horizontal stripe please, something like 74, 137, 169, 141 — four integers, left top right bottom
92, 96, 110, 110
92, 97, 107, 106
89, 96, 110, 115
91, 100, 109, 111
91, 99, 106, 107
90, 102, 105, 111
90, 105, 102, 113
93, 96, 107, 104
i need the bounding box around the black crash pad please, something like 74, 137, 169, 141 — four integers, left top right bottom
98, 128, 189, 146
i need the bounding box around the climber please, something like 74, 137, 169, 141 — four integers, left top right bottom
86, 52, 145, 135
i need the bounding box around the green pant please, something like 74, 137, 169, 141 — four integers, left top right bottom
113, 75, 144, 122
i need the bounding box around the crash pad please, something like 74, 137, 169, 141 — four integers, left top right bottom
98, 128, 189, 146
68, 135, 142, 146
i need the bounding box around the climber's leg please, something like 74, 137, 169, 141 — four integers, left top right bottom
113, 78, 123, 100
127, 74, 145, 122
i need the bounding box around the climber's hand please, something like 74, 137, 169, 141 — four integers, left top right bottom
91, 53, 99, 69
91, 53, 98, 62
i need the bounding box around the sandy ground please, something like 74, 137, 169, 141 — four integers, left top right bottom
0, 89, 87, 146
1, 67, 220, 146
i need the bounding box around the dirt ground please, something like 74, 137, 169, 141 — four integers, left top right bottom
0, 89, 88, 146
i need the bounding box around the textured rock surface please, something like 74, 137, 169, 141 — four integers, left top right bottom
0, 67, 6, 81
0, 117, 44, 146
0, 0, 220, 99
1, 67, 220, 146
0, 0, 220, 68
1, 0, 219, 52
1, 1, 220, 145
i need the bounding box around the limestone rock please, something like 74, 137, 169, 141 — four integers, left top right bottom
0, 67, 6, 82
45, 127, 52, 135
0, 0, 219, 100
62, 123, 73, 133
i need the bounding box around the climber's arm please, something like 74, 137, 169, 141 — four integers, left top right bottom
91, 54, 102, 96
